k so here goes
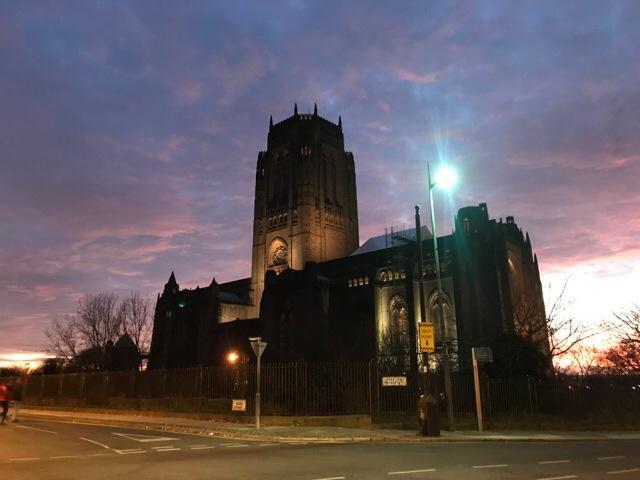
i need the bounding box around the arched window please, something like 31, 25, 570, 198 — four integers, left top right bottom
267, 238, 288, 272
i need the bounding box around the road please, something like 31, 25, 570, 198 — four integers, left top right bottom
1, 417, 639, 479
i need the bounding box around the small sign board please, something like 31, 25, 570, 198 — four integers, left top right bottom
382, 376, 407, 387
231, 399, 247, 412
472, 346, 493, 363
418, 322, 435, 353
250, 338, 267, 358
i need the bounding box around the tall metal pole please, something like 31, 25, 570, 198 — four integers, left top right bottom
256, 350, 261, 429
427, 163, 455, 431
414, 206, 429, 374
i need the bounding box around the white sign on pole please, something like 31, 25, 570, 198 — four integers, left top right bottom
382, 376, 407, 387
231, 399, 247, 412
250, 337, 267, 358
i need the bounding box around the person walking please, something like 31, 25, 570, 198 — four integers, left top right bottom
0, 383, 9, 425
9, 380, 22, 422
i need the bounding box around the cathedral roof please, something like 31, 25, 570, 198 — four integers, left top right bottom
351, 226, 432, 256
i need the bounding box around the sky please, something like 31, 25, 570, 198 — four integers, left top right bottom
1, 1, 638, 356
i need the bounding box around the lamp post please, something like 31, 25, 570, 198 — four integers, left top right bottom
427, 162, 456, 431
249, 337, 267, 429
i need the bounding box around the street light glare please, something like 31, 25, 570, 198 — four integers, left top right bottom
434, 165, 458, 190
227, 351, 239, 364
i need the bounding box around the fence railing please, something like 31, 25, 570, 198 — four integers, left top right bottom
2, 363, 639, 419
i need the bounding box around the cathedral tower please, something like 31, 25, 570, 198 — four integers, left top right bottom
250, 104, 359, 313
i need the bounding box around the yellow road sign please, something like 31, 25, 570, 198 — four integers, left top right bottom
418, 322, 435, 353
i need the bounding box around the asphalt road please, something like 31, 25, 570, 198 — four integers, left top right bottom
1, 418, 639, 480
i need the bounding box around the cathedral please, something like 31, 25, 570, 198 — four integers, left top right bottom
149, 104, 548, 372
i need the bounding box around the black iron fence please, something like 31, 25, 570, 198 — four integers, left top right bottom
2, 363, 639, 420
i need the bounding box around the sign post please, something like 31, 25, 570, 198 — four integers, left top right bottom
471, 346, 493, 432
249, 337, 267, 429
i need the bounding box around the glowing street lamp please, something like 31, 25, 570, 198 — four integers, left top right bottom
427, 162, 457, 431
227, 351, 239, 365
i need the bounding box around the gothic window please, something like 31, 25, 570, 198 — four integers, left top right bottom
463, 218, 470, 235
388, 294, 410, 352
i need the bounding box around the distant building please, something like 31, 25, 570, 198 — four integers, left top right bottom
149, 105, 548, 372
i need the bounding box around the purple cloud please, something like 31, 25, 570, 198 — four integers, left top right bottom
0, 1, 638, 354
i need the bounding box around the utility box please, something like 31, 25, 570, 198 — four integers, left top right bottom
418, 393, 440, 437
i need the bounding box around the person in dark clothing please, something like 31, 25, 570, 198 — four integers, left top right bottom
0, 383, 9, 425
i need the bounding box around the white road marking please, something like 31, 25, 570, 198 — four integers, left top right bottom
9, 457, 40, 461
87, 453, 111, 457
50, 455, 79, 459
154, 448, 181, 452
258, 442, 277, 446
607, 468, 640, 475
114, 448, 146, 455
221, 443, 249, 448
191, 446, 216, 450
80, 437, 112, 450
539, 460, 571, 464
310, 477, 346, 480
151, 445, 175, 450
536, 476, 577, 480
599, 456, 625, 461
112, 432, 179, 443
190, 444, 207, 447
15, 424, 57, 434
388, 468, 436, 475
472, 464, 508, 469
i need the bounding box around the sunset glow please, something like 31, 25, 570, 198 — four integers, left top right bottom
0, 2, 638, 357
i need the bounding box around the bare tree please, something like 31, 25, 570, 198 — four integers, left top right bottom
513, 278, 593, 367
597, 304, 640, 374
44, 292, 123, 368
74, 293, 123, 351
45, 315, 79, 359
610, 304, 640, 345
118, 291, 152, 352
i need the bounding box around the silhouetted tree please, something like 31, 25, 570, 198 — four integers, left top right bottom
513, 278, 592, 369
118, 291, 152, 352
598, 305, 640, 374
44, 292, 151, 370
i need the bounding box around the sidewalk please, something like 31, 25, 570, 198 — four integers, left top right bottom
21, 407, 640, 444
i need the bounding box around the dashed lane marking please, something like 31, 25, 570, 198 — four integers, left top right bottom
535, 476, 577, 480
310, 477, 346, 480
50, 455, 79, 460
599, 456, 625, 461
258, 443, 277, 446
607, 468, 640, 475
9, 458, 41, 462
539, 460, 571, 465
87, 453, 111, 457
15, 424, 57, 434
472, 464, 508, 469
153, 447, 181, 452
388, 468, 436, 475
191, 446, 216, 450
220, 443, 249, 448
